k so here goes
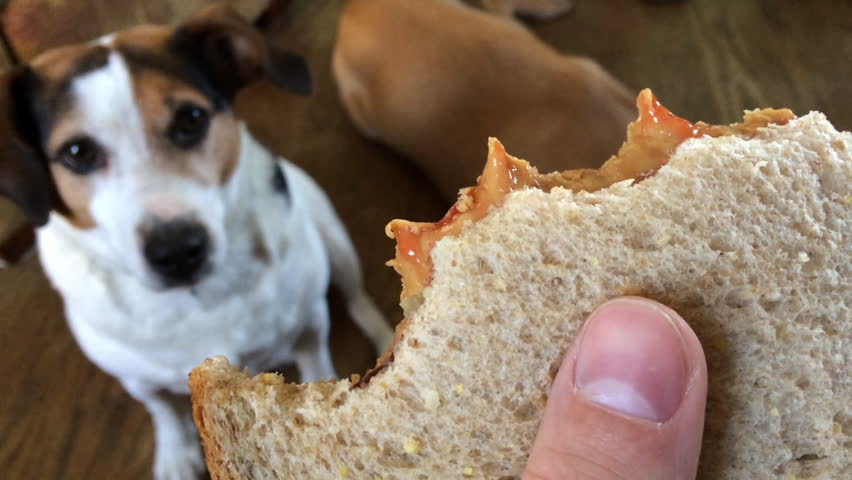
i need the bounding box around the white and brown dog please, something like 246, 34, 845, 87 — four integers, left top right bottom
0, 4, 393, 479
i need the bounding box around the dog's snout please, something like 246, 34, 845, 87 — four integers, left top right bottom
143, 221, 210, 286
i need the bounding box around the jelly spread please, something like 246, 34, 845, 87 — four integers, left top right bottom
387, 140, 538, 297
349, 89, 797, 389
385, 89, 794, 300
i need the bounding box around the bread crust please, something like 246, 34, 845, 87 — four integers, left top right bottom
189, 362, 227, 480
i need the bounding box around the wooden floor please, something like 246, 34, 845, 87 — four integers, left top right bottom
0, 0, 850, 478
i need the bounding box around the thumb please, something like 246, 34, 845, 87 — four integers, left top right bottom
524, 297, 708, 480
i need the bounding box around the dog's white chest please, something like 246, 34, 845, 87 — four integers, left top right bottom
48, 225, 328, 392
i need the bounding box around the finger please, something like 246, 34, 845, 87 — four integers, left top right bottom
524, 297, 708, 480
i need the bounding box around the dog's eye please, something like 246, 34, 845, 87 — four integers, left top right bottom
56, 137, 105, 175
168, 104, 211, 148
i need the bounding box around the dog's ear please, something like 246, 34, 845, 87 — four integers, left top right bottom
0, 66, 57, 227
171, 3, 311, 100
255, 0, 293, 30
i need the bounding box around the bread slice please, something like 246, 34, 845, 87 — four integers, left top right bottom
190, 90, 851, 479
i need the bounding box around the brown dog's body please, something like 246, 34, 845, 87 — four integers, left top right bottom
333, 0, 635, 201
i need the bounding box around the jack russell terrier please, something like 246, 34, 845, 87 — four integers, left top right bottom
333, 0, 636, 201
0, 4, 394, 479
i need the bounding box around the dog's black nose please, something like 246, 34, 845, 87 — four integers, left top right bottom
143, 221, 210, 285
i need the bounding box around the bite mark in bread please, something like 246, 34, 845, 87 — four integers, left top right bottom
373, 89, 794, 384
388, 89, 794, 301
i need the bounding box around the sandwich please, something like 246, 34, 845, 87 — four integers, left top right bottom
190, 89, 851, 479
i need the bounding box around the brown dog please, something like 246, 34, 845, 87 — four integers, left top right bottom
333, 0, 635, 201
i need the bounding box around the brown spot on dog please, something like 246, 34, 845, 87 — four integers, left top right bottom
252, 231, 271, 264
30, 44, 109, 84
111, 25, 173, 52
49, 162, 96, 229
26, 44, 113, 133
217, 126, 240, 185
129, 68, 241, 186
43, 109, 97, 229
25, 45, 116, 230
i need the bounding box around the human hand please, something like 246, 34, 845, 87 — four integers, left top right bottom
524, 297, 708, 479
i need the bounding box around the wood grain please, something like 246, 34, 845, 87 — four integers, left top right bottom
0, 0, 850, 478
531, 0, 852, 130
0, 257, 153, 479
1, 0, 269, 61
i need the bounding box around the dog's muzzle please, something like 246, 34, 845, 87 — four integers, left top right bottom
143, 220, 211, 287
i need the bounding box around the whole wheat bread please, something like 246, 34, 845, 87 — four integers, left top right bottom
190, 91, 851, 479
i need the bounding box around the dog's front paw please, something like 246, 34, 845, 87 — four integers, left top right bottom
154, 442, 205, 480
